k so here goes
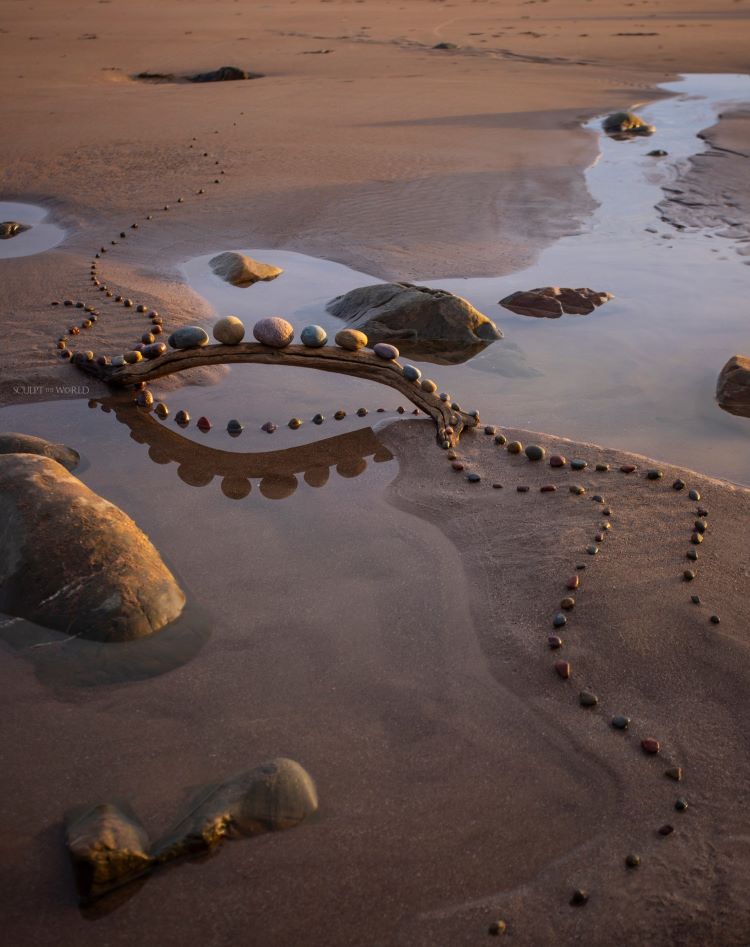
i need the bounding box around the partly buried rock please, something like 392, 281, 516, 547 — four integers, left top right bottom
499, 286, 614, 318
189, 65, 263, 82
326, 282, 502, 346
0, 221, 29, 239
0, 432, 80, 470
66, 804, 152, 901
602, 111, 656, 138
0, 454, 185, 641
209, 251, 283, 288
717, 355, 750, 419
152, 758, 318, 861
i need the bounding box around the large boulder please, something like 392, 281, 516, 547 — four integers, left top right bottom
326, 282, 502, 349
499, 286, 613, 319
0, 432, 80, 470
717, 355, 750, 419
0, 454, 185, 642
209, 251, 283, 288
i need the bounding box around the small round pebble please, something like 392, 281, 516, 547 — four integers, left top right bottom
334, 410, 347, 420
658, 824, 674, 837
136, 390, 153, 407
554, 660, 571, 679
313, 413, 325, 425
372, 342, 399, 359
710, 614, 721, 625
641, 738, 660, 754
213, 315, 245, 345
592, 495, 604, 504
566, 576, 580, 590
625, 854, 641, 868
541, 484, 557, 493
579, 691, 598, 707
595, 463, 610, 472
197, 416, 211, 432
175, 409, 190, 425
169, 326, 209, 350
484, 425, 496, 436
691, 532, 703, 545
421, 379, 437, 393
673, 479, 686, 491
553, 612, 567, 628
570, 485, 585, 495
488, 920, 507, 937
494, 433, 507, 446
570, 890, 588, 907
289, 418, 302, 429
694, 519, 707, 534
507, 441, 523, 454
357, 407, 368, 417
548, 635, 563, 649
301, 324, 328, 348
467, 472, 481, 483
334, 328, 367, 351
587, 544, 599, 555
123, 350, 143, 364
689, 489, 701, 501
683, 569, 696, 582
517, 485, 529, 493
571, 459, 587, 471
691, 594, 701, 604
261, 421, 277, 434
620, 464, 637, 474
155, 403, 169, 419
227, 419, 244, 434
254, 317, 295, 348
549, 455, 567, 468
525, 444, 545, 461
646, 469, 663, 480
560, 597, 575, 610
675, 798, 688, 812
611, 715, 630, 730
686, 549, 698, 561
403, 364, 422, 382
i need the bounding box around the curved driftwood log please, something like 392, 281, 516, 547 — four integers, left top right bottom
76, 344, 479, 446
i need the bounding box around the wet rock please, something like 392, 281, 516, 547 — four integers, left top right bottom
0, 432, 79, 471
209, 252, 282, 287
499, 286, 613, 318
175, 410, 190, 425
197, 416, 211, 432
686, 549, 698, 561
507, 441, 523, 454
716, 355, 750, 419
326, 282, 502, 350
124, 351, 143, 364
587, 544, 599, 555
373, 342, 399, 360
484, 425, 497, 436
189, 66, 263, 82
227, 419, 244, 434
553, 612, 567, 628
213, 315, 246, 345
143, 342, 167, 360
683, 569, 696, 582
254, 317, 294, 348
648, 149, 668, 157
611, 715, 630, 730
641, 738, 660, 754
261, 422, 277, 434
334, 328, 368, 351
152, 758, 318, 862
313, 413, 325, 425
169, 326, 209, 350
691, 532, 703, 545
301, 325, 328, 348
66, 803, 152, 901
516, 485, 529, 492
0, 455, 185, 641
0, 220, 29, 239
433, 41, 459, 50
549, 455, 567, 467
288, 418, 302, 430
155, 403, 169, 419
525, 444, 545, 461
602, 111, 656, 138
136, 390, 153, 408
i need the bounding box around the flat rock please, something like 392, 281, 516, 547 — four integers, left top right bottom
189, 65, 263, 83
0, 432, 79, 471
168, 326, 209, 350
0, 454, 185, 642
499, 286, 614, 319
326, 282, 502, 352
716, 355, 750, 418
209, 252, 283, 288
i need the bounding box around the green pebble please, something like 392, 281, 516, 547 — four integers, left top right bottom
525, 444, 545, 461
569, 485, 586, 495
595, 463, 610, 472
571, 459, 587, 471
494, 433, 507, 446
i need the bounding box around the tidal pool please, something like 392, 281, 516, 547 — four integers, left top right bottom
0, 201, 65, 258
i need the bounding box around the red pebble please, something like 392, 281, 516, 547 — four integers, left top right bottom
566, 575, 580, 590
641, 738, 660, 755
548, 635, 563, 650
550, 455, 567, 467
541, 484, 557, 492
620, 464, 637, 474
451, 461, 464, 471
595, 532, 605, 542
554, 660, 571, 679
197, 416, 211, 432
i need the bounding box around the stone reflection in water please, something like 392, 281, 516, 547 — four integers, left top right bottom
388, 337, 491, 366
92, 395, 394, 500
0, 604, 210, 689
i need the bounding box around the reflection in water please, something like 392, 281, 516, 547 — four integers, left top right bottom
0, 604, 210, 690
389, 337, 491, 366
91, 395, 394, 499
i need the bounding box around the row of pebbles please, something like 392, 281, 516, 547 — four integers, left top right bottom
439, 429, 719, 936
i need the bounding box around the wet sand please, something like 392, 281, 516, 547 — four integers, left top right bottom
2, 0, 750, 943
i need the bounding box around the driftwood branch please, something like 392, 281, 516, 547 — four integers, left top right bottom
76, 344, 478, 446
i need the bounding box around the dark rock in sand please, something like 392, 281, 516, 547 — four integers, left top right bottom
716, 355, 750, 419
0, 454, 185, 642
602, 111, 656, 138
0, 432, 79, 471
326, 282, 502, 354
66, 803, 152, 901
209, 251, 283, 287
0, 220, 29, 239
499, 286, 613, 319
189, 65, 263, 83
152, 758, 318, 862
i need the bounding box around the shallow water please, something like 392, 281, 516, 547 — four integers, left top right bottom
182, 74, 750, 485
0, 201, 65, 258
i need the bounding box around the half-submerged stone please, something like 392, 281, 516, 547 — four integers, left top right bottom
209, 251, 283, 288
189, 65, 263, 82
326, 282, 502, 348
499, 286, 613, 319
602, 111, 656, 138
0, 432, 80, 471
152, 758, 318, 862
0, 454, 185, 641
0, 220, 29, 239
716, 355, 750, 419
66, 803, 152, 902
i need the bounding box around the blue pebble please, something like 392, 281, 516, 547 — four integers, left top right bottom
571, 459, 588, 471
300, 325, 328, 347
553, 613, 567, 628
467, 472, 481, 483
403, 364, 422, 382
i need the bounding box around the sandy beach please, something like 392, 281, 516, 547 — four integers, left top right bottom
1, 0, 750, 944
